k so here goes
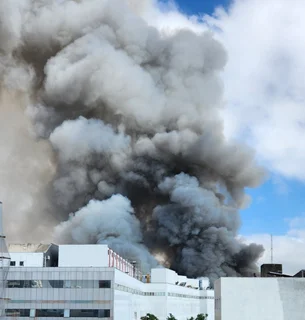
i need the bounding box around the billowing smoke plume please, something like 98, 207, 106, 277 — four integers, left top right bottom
0, 0, 265, 282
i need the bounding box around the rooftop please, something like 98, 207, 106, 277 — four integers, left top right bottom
8, 243, 55, 253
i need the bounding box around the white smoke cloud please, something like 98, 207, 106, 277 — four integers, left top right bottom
0, 0, 29, 54
50, 117, 130, 162
54, 194, 158, 271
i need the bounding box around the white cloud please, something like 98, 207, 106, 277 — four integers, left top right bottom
144, 0, 209, 33
206, 0, 305, 180
208, 1, 305, 275
242, 214, 305, 275
147, 0, 305, 181
287, 214, 305, 239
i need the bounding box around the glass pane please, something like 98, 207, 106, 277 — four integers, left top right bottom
36, 309, 64, 317
99, 280, 111, 288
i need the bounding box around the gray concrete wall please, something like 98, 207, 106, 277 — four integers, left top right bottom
214, 277, 305, 320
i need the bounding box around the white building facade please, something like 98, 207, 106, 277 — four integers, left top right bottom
214, 277, 305, 320
5, 244, 214, 320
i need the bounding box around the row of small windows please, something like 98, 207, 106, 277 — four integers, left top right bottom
114, 284, 214, 299
114, 284, 163, 296
7, 280, 111, 289
168, 292, 214, 299
6, 309, 110, 318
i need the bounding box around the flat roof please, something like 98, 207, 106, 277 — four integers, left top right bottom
8, 243, 56, 253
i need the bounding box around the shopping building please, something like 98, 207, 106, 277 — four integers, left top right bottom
5, 243, 214, 320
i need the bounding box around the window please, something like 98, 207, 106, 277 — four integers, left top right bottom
99, 309, 111, 317
7, 281, 22, 288
70, 309, 110, 318
35, 309, 64, 317
7, 280, 42, 288
64, 280, 95, 288
99, 280, 111, 288
19, 261, 24, 266
48, 280, 64, 288
10, 261, 15, 266
6, 279, 109, 289
6, 309, 30, 317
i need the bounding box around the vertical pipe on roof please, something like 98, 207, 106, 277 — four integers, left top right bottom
0, 202, 3, 236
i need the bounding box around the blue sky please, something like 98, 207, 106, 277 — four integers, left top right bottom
243, 179, 305, 235
169, 0, 305, 239
174, 0, 230, 15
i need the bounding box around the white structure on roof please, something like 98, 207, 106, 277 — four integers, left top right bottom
214, 277, 305, 320
8, 243, 58, 268
6, 244, 214, 320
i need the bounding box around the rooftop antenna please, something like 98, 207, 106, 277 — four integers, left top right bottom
270, 234, 273, 264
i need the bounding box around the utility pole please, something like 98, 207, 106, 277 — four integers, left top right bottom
271, 234, 273, 264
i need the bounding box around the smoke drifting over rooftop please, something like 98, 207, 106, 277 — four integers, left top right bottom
0, 0, 265, 282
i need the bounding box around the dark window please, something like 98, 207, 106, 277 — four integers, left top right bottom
6, 309, 30, 317
10, 261, 15, 266
99, 280, 111, 288
48, 280, 64, 288
19, 261, 24, 266
23, 280, 32, 288
36, 309, 64, 317
70, 309, 110, 318
7, 280, 43, 288
99, 309, 111, 317
70, 310, 98, 317
7, 280, 22, 288
7, 280, 41, 288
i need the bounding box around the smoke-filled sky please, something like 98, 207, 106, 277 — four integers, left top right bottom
171, 0, 305, 275
0, 0, 304, 279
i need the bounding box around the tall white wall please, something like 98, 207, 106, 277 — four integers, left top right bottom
215, 278, 305, 320
58, 244, 109, 267
205, 290, 214, 320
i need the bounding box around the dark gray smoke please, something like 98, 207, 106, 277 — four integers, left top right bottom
0, 0, 265, 282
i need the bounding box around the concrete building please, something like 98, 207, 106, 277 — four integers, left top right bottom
260, 263, 283, 277
214, 277, 305, 320
260, 263, 305, 278
5, 244, 214, 320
